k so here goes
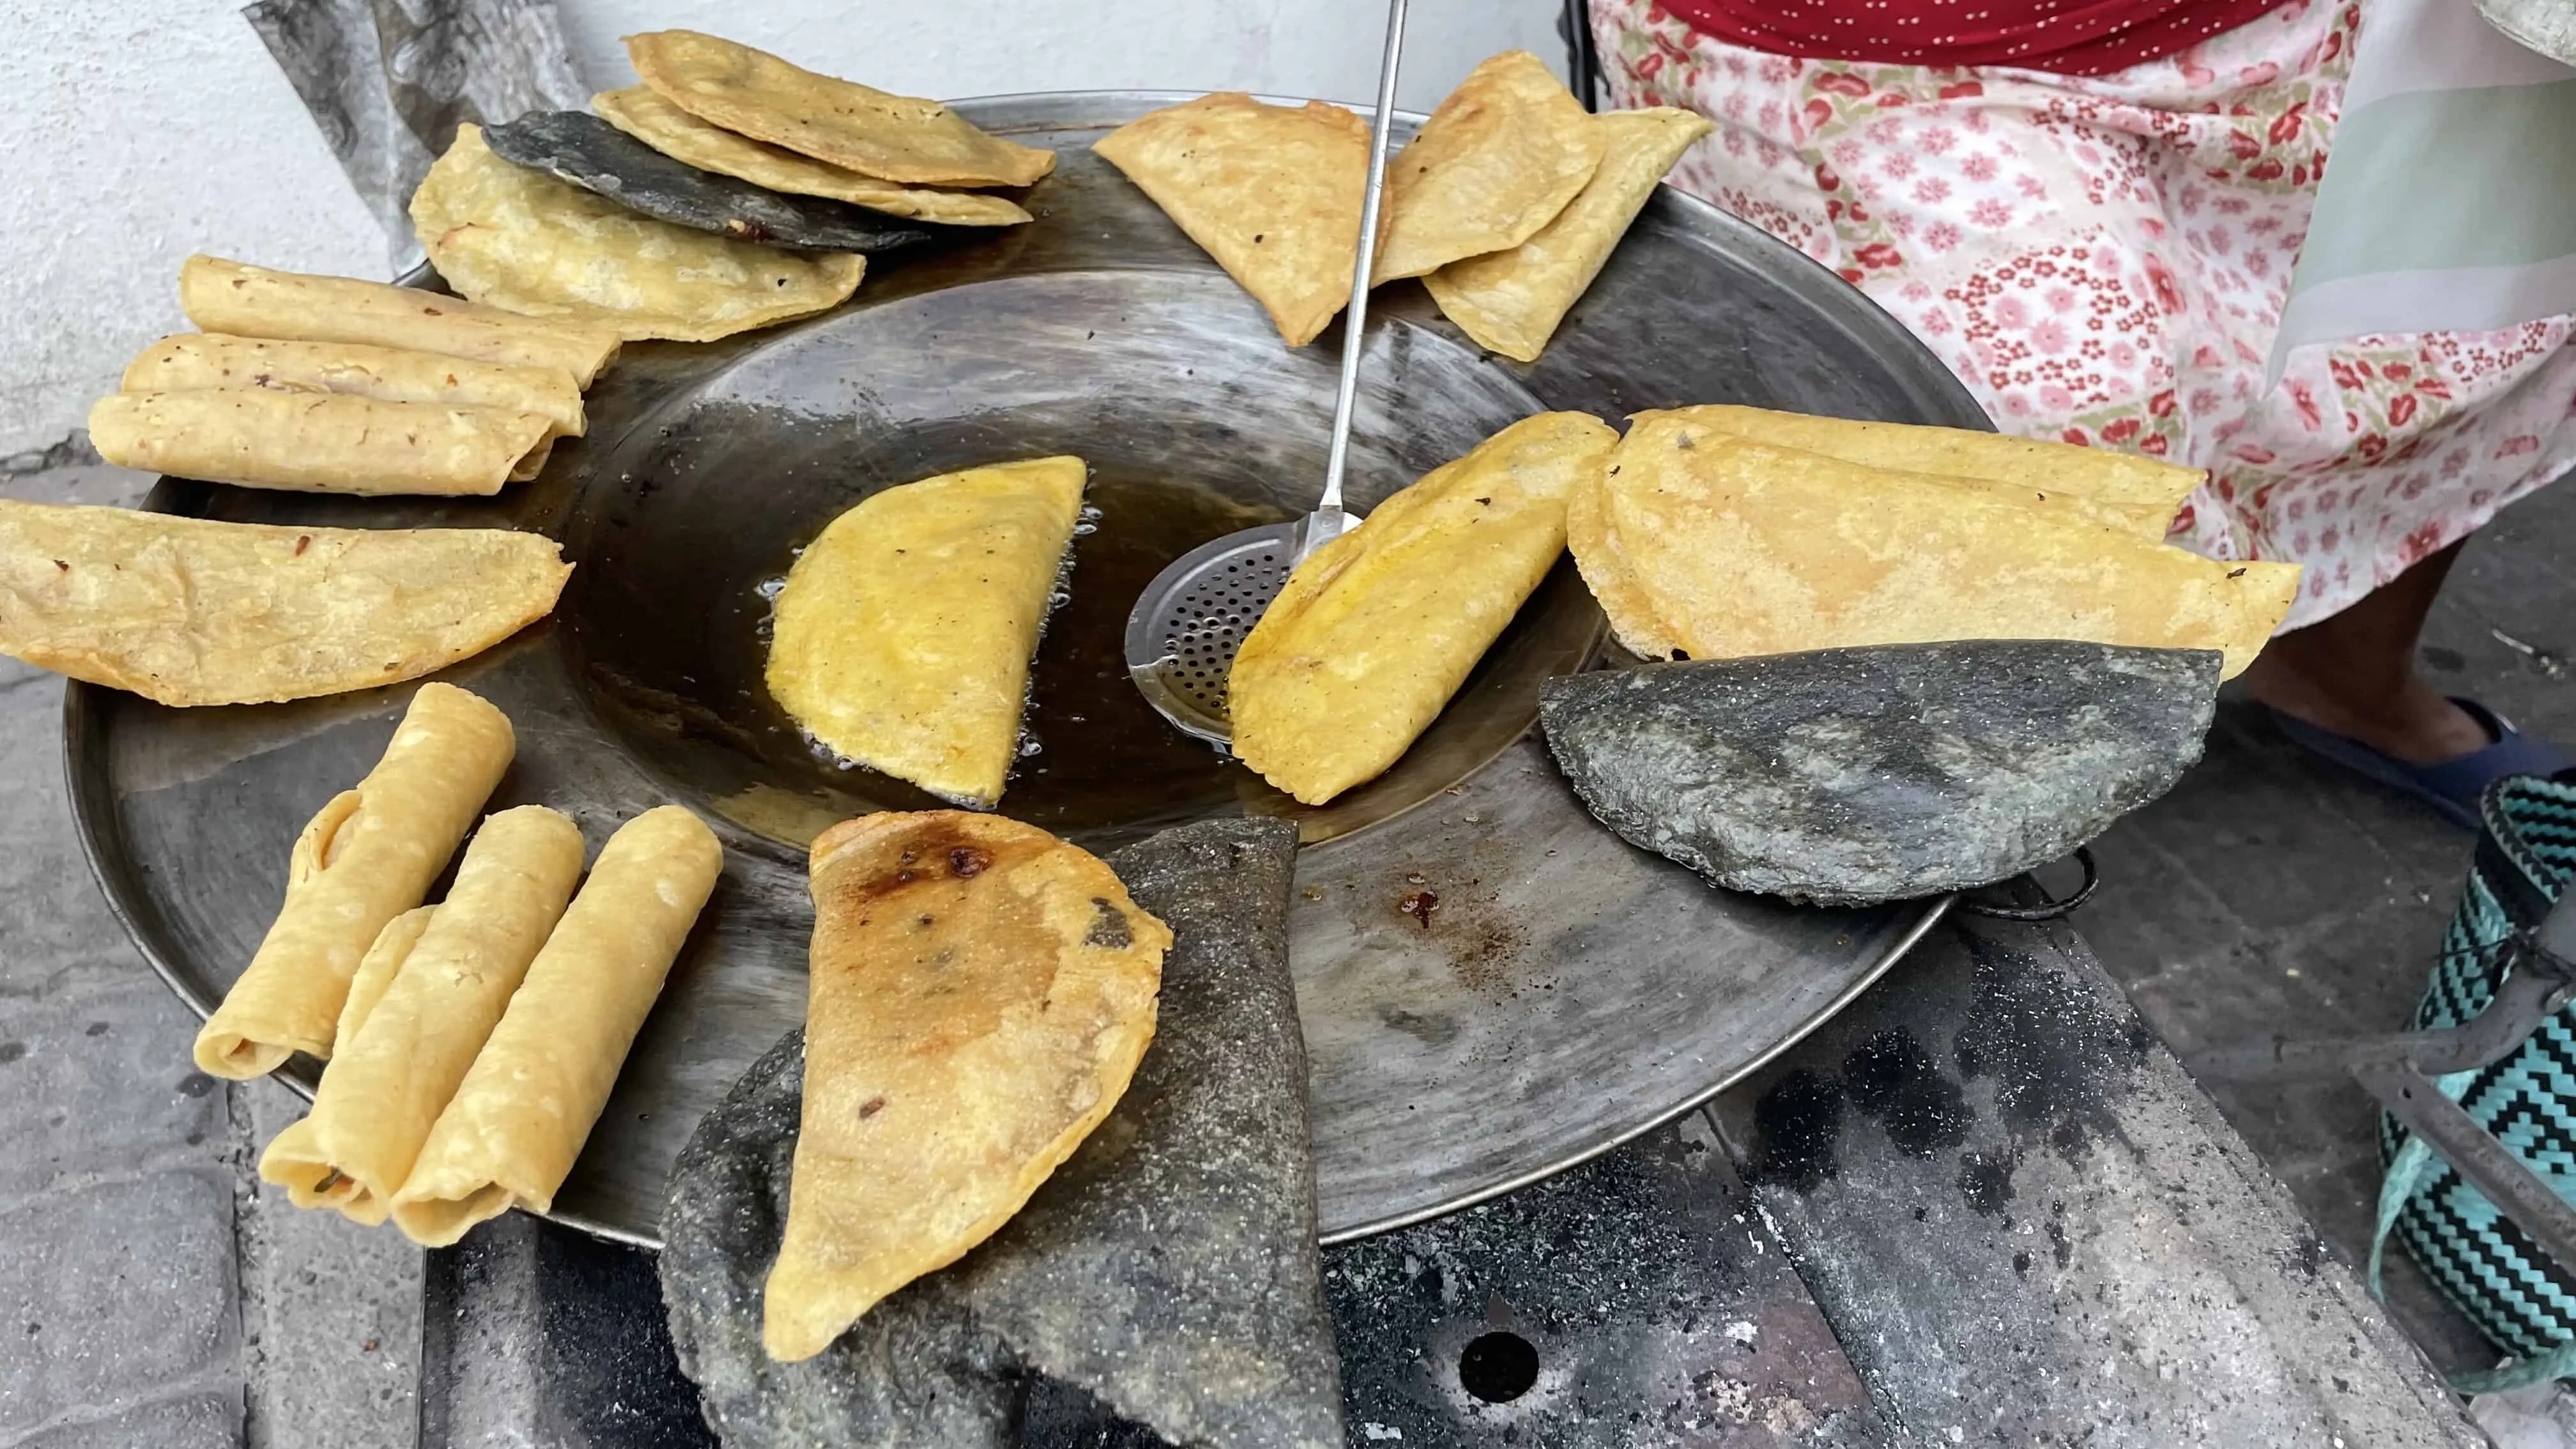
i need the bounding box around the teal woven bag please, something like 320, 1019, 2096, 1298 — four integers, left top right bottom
2375, 770, 2576, 1392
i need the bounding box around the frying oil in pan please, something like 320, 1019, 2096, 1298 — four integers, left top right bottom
1002, 467, 1290, 843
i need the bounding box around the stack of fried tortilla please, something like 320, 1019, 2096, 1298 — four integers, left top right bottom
20, 257, 592, 705
1570, 405, 2303, 678
601, 32, 1047, 228
90, 255, 617, 498
410, 31, 1048, 343
1094, 50, 1710, 359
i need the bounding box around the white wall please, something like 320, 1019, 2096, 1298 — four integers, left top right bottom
0, 0, 387, 459
0, 0, 1565, 457
556, 0, 1565, 114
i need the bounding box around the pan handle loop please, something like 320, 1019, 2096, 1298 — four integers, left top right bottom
1958, 847, 2100, 921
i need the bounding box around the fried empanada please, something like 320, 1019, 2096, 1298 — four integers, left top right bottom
1094, 95, 1371, 348
594, 86, 1031, 227
1230, 412, 1616, 804
763, 811, 1169, 1361
411, 125, 866, 343
0, 502, 571, 706
764, 458, 1084, 808
1593, 413, 2299, 677
1423, 107, 1710, 361
625, 31, 1054, 188
1372, 52, 1602, 284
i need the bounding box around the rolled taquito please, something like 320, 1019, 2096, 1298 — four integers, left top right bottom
194, 684, 514, 1078
259, 804, 585, 1224
179, 255, 621, 385
392, 806, 723, 1245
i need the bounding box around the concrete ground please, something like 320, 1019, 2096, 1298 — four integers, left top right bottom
0, 447, 2564, 1445
0, 457, 420, 1449
2084, 474, 2576, 1380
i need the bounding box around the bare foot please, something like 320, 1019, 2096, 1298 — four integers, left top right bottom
2236, 540, 2496, 763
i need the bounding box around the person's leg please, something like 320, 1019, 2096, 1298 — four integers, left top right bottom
2239, 542, 2492, 763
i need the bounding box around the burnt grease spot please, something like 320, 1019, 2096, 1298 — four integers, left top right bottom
1841, 1029, 1970, 1158
1958, 1150, 2016, 1216
1084, 897, 1133, 949
1953, 935, 2149, 1164
1379, 1007, 1460, 1048
847, 833, 1025, 907
1751, 1069, 1843, 1190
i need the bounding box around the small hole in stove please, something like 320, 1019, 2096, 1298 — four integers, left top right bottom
1458, 1331, 1539, 1404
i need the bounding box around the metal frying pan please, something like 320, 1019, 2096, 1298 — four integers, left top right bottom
68, 90, 1984, 1246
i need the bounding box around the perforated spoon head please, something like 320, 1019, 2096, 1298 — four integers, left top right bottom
1121, 521, 1296, 747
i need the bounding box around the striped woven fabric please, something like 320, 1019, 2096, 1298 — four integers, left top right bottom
2270, 0, 2576, 378
2377, 772, 2576, 1389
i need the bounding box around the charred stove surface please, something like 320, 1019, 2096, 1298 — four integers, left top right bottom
413, 914, 2478, 1448
1713, 917, 2478, 1448
1326, 1114, 1883, 1448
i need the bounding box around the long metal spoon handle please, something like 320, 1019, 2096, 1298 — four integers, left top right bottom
1317, 0, 1409, 519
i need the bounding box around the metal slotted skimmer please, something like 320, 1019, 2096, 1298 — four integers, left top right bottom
1123, 0, 1409, 747
1122, 533, 1292, 742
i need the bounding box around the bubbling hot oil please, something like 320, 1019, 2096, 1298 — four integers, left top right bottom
1008, 468, 1285, 844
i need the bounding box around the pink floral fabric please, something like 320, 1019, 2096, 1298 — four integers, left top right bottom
1595, 0, 2576, 627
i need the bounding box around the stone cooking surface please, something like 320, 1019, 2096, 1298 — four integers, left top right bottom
1539, 641, 2221, 906
657, 817, 1340, 1448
